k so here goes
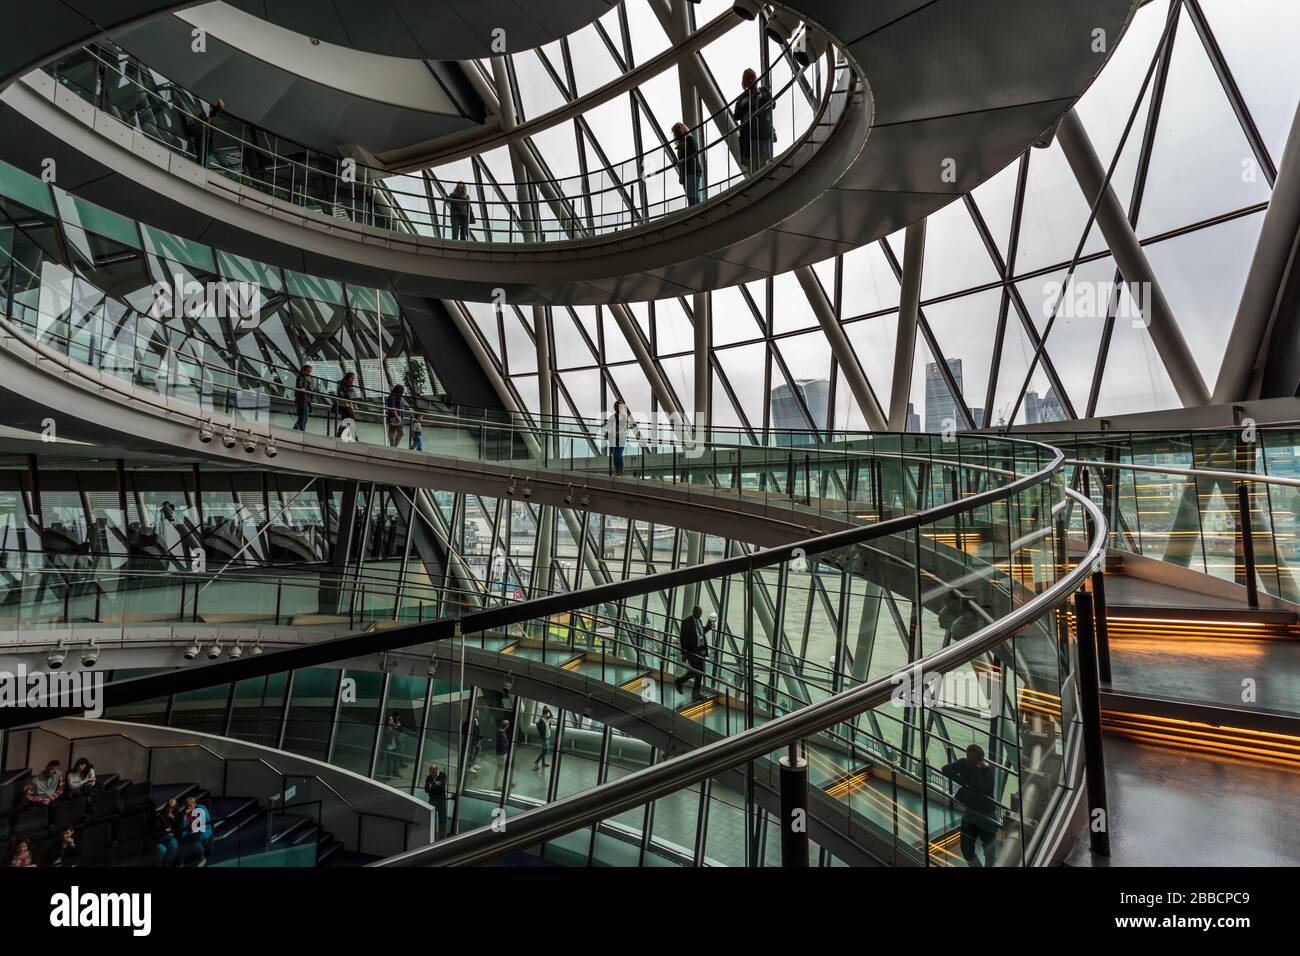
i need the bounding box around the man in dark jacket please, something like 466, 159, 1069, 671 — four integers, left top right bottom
673, 605, 712, 700
293, 363, 313, 431
733, 69, 775, 174
942, 744, 998, 867
424, 763, 448, 839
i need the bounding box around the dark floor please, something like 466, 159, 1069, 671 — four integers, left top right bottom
1066, 737, 1300, 867
1106, 635, 1300, 713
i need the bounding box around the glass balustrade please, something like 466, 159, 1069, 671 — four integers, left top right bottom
40, 40, 844, 244
1050, 429, 1300, 605
57, 433, 1075, 867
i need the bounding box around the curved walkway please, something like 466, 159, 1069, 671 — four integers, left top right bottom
1, 0, 1139, 303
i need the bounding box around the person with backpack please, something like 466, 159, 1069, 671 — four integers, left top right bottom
672, 121, 703, 206
673, 605, 714, 700
532, 706, 553, 770
733, 68, 776, 174
385, 384, 406, 447
424, 763, 448, 839
942, 744, 999, 867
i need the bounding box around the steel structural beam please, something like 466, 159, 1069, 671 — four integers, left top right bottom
1212, 98, 1300, 403
607, 302, 685, 416
443, 299, 610, 586
380, 8, 740, 172
795, 267, 887, 431
889, 222, 927, 431
1056, 108, 1211, 408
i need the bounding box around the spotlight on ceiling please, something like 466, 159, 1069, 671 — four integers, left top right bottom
198, 421, 214, 444
229, 641, 244, 659
265, 437, 277, 458
521, 482, 532, 500
47, 642, 67, 670
79, 642, 99, 668
221, 428, 237, 449
207, 642, 223, 660
242, 432, 257, 454
184, 642, 200, 661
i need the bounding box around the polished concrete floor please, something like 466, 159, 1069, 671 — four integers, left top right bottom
1067, 737, 1300, 866
1103, 574, 1252, 611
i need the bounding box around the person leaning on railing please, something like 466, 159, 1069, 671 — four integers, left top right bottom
733, 68, 776, 174
672, 122, 704, 206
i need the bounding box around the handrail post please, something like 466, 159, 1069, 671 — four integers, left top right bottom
1073, 590, 1111, 858
778, 740, 809, 867
1237, 482, 1259, 609
1080, 476, 1112, 683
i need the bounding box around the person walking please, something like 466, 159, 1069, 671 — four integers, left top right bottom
733, 68, 775, 174
673, 605, 713, 700
385, 384, 406, 447
409, 413, 424, 451
424, 763, 449, 839
463, 712, 482, 775
447, 182, 474, 240
335, 371, 357, 438
494, 719, 512, 790
941, 744, 999, 867
293, 363, 313, 431
672, 121, 703, 206
532, 706, 553, 770
605, 399, 630, 478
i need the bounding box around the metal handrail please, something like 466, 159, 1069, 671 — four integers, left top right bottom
3, 432, 1064, 727
1067, 458, 1300, 488
372, 486, 1104, 866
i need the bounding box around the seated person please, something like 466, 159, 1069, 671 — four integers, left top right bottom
179, 794, 213, 866
48, 828, 80, 867
154, 798, 183, 867
8, 839, 36, 867
23, 761, 63, 806
65, 757, 96, 797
